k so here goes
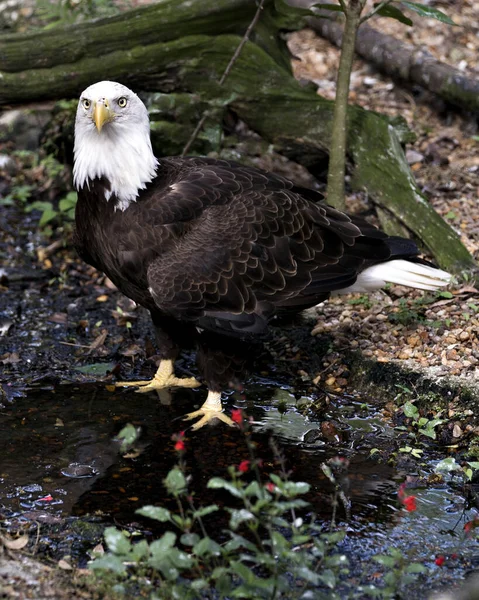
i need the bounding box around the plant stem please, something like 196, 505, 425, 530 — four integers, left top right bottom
326, 0, 365, 210
175, 495, 187, 528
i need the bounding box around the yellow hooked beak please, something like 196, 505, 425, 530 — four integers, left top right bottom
93, 100, 113, 132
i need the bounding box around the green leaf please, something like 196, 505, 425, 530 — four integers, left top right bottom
375, 3, 412, 25
403, 401, 419, 418
318, 568, 336, 588
9, 184, 33, 203
171, 514, 188, 528
229, 560, 257, 584
89, 554, 127, 574
284, 481, 310, 496
153, 561, 179, 582
244, 481, 263, 498
164, 467, 187, 495
406, 562, 428, 573
25, 201, 58, 227
104, 527, 131, 555
224, 533, 258, 553
215, 569, 233, 596
193, 536, 222, 557
278, 499, 310, 510
149, 531, 177, 560
435, 457, 461, 473
180, 533, 200, 546
438, 290, 454, 298
418, 427, 436, 439
228, 508, 255, 530
294, 566, 321, 585
269, 474, 284, 487
322, 531, 346, 545
136, 505, 171, 522
168, 547, 193, 569
400, 1, 456, 25
388, 548, 403, 559
373, 555, 396, 567
271, 516, 290, 528
207, 477, 243, 498
25, 200, 52, 213
292, 534, 312, 545
117, 423, 139, 452
75, 362, 117, 377
190, 579, 208, 591
270, 530, 289, 551
229, 561, 279, 592
131, 539, 149, 561
193, 504, 219, 519
325, 553, 348, 567
428, 419, 445, 429
39, 207, 58, 227
59, 192, 77, 212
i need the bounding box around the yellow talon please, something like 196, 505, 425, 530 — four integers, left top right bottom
183, 391, 235, 430
115, 359, 201, 392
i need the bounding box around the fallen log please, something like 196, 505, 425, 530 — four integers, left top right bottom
0, 0, 474, 273
305, 16, 479, 114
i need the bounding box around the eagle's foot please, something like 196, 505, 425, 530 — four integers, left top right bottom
183, 391, 235, 430
115, 359, 200, 392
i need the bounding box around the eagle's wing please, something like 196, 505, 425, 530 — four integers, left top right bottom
143, 158, 390, 336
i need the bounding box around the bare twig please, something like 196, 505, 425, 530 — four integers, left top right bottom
37, 239, 65, 262
181, 0, 265, 157
59, 341, 93, 348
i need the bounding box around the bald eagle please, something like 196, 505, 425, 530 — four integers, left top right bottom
73, 81, 451, 429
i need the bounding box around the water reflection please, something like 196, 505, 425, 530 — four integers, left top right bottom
0, 381, 477, 592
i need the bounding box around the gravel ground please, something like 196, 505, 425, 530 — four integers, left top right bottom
286, 0, 479, 390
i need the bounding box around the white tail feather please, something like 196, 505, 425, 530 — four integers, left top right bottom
335, 260, 452, 295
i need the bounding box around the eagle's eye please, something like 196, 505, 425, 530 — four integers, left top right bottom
82, 98, 91, 109
118, 97, 128, 108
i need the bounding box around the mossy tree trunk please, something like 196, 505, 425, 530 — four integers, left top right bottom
0, 0, 474, 274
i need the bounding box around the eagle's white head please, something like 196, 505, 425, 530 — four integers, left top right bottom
73, 81, 158, 211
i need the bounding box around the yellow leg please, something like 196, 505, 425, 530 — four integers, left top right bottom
183, 390, 235, 430
116, 359, 200, 393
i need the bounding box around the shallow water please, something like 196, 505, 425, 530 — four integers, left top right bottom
1, 379, 478, 595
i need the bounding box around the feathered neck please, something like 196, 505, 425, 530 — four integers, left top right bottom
73, 119, 158, 211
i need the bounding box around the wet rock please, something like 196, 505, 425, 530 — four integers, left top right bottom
0, 107, 53, 150
0, 154, 17, 175
60, 463, 100, 479
405, 149, 425, 164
